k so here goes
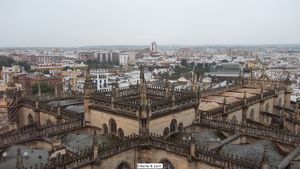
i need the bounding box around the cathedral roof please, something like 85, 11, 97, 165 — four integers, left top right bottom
65, 105, 84, 113
47, 99, 82, 107
192, 130, 226, 143
172, 130, 226, 147
219, 140, 284, 167
0, 145, 49, 169
62, 133, 119, 153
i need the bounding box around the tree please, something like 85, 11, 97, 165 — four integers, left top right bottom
84, 60, 119, 69
43, 70, 50, 74
63, 66, 71, 71
221, 59, 229, 63
190, 62, 195, 68
0, 55, 15, 69
181, 59, 187, 67
0, 56, 33, 72
18, 61, 31, 72
32, 83, 55, 94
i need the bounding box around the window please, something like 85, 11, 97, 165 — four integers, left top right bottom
231, 115, 237, 121
116, 162, 131, 169
265, 103, 269, 112
109, 119, 117, 134
118, 128, 124, 138
170, 119, 177, 133
278, 98, 282, 106
103, 123, 108, 134
249, 108, 255, 120
178, 123, 183, 132
163, 127, 169, 136
28, 114, 34, 125
160, 159, 175, 169
46, 119, 52, 125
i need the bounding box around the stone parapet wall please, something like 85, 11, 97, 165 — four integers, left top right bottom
97, 134, 258, 169
21, 99, 83, 121
0, 119, 84, 149
197, 118, 300, 146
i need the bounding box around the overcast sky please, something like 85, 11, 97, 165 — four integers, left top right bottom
0, 0, 299, 47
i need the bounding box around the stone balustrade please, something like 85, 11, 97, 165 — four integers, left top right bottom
97, 134, 258, 169
195, 145, 258, 169
198, 118, 300, 146
0, 119, 84, 149
21, 148, 93, 169
202, 88, 279, 118
98, 134, 189, 159
21, 99, 83, 121
24, 92, 83, 102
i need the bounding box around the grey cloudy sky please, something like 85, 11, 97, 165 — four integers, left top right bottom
0, 0, 300, 47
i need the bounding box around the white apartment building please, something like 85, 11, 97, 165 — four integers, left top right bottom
1, 66, 23, 84
119, 53, 129, 66
90, 69, 109, 90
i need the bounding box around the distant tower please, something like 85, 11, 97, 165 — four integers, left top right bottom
150, 42, 157, 52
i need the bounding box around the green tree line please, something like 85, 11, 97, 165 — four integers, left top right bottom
0, 55, 31, 72
31, 83, 54, 94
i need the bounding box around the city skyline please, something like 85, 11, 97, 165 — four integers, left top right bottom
0, 0, 300, 47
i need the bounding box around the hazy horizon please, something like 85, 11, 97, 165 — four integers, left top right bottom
1, 0, 300, 47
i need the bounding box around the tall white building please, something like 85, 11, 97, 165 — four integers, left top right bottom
90, 69, 109, 90
94, 52, 119, 63
150, 42, 157, 52
119, 53, 129, 66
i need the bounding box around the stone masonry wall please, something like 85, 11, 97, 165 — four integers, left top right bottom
89, 109, 139, 136
149, 108, 196, 135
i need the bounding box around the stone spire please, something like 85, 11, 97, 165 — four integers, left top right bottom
164, 78, 170, 98
139, 64, 147, 107
223, 97, 227, 114
113, 77, 119, 96
294, 98, 300, 134
243, 91, 247, 105
171, 83, 176, 106
285, 71, 292, 85
7, 72, 15, 89
83, 65, 92, 124
260, 63, 268, 80
84, 65, 93, 97
16, 148, 23, 169
140, 64, 145, 84
250, 67, 254, 78
111, 77, 119, 110
195, 86, 201, 121
92, 130, 98, 160
192, 66, 198, 92
138, 64, 151, 136
260, 85, 264, 100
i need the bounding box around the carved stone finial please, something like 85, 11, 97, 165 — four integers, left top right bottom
140, 64, 145, 83
285, 71, 291, 83
84, 65, 93, 97
16, 148, 23, 169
